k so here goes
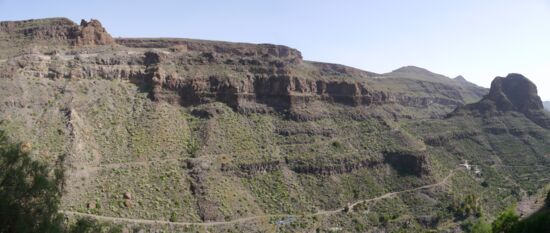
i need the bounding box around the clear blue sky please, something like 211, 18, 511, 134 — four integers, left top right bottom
1, 0, 549, 100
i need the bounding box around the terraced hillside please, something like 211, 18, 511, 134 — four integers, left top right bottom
1, 18, 549, 232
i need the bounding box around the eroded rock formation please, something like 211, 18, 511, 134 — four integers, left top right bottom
74, 19, 115, 46
453, 73, 550, 129
1, 18, 487, 121
0, 17, 114, 46
485, 73, 543, 112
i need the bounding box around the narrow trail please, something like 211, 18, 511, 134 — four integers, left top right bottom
61, 168, 460, 227
61, 211, 291, 227
79, 158, 184, 171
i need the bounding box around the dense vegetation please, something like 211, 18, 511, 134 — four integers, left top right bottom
0, 131, 65, 232
0, 131, 121, 233
466, 191, 550, 233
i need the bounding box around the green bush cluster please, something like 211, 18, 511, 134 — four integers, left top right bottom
0, 130, 122, 233
450, 194, 482, 220
467, 205, 550, 233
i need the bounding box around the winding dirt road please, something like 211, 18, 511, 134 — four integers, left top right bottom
61, 168, 459, 227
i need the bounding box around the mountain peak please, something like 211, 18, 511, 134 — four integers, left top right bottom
454, 73, 550, 128
392, 65, 434, 74
383, 66, 452, 83
454, 75, 467, 82
486, 73, 543, 112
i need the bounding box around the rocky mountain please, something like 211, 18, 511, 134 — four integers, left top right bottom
455, 73, 550, 129
1, 18, 549, 232
544, 101, 550, 111
380, 66, 487, 104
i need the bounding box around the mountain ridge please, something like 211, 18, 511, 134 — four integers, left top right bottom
1, 17, 549, 233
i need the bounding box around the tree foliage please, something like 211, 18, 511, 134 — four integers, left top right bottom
450, 194, 483, 220
0, 131, 122, 233
470, 218, 492, 233
0, 131, 65, 233
491, 208, 519, 233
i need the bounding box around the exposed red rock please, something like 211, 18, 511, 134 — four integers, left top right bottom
74, 19, 115, 46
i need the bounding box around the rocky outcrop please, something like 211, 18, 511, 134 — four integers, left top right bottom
0, 17, 77, 42
221, 161, 282, 175
383, 151, 429, 177
275, 127, 336, 137
0, 18, 114, 46
139, 50, 465, 117
116, 38, 302, 64
4, 48, 467, 120
485, 73, 543, 112
148, 70, 465, 119
424, 130, 482, 146
284, 151, 428, 176
1, 18, 480, 121
288, 158, 381, 175
74, 19, 115, 46
453, 74, 550, 129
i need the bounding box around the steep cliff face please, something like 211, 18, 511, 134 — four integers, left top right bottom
3, 18, 547, 233
0, 18, 489, 121
0, 17, 114, 47
0, 17, 76, 41
74, 19, 115, 46
485, 73, 544, 112
2, 50, 478, 121
455, 73, 550, 129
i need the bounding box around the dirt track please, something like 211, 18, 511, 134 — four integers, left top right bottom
61, 168, 459, 226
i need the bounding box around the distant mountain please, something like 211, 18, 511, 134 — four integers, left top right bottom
454, 75, 477, 87
544, 101, 550, 111
383, 66, 451, 83
380, 66, 488, 103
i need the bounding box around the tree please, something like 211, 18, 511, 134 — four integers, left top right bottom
470, 218, 492, 233
0, 131, 65, 233
450, 194, 483, 219
0, 131, 125, 233
491, 208, 519, 233
67, 218, 123, 233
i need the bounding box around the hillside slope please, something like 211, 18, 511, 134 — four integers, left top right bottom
0, 18, 548, 232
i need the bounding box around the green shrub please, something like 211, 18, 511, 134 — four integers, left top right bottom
186, 138, 200, 157
450, 194, 483, 219
491, 208, 519, 233
331, 141, 342, 149
470, 218, 492, 233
